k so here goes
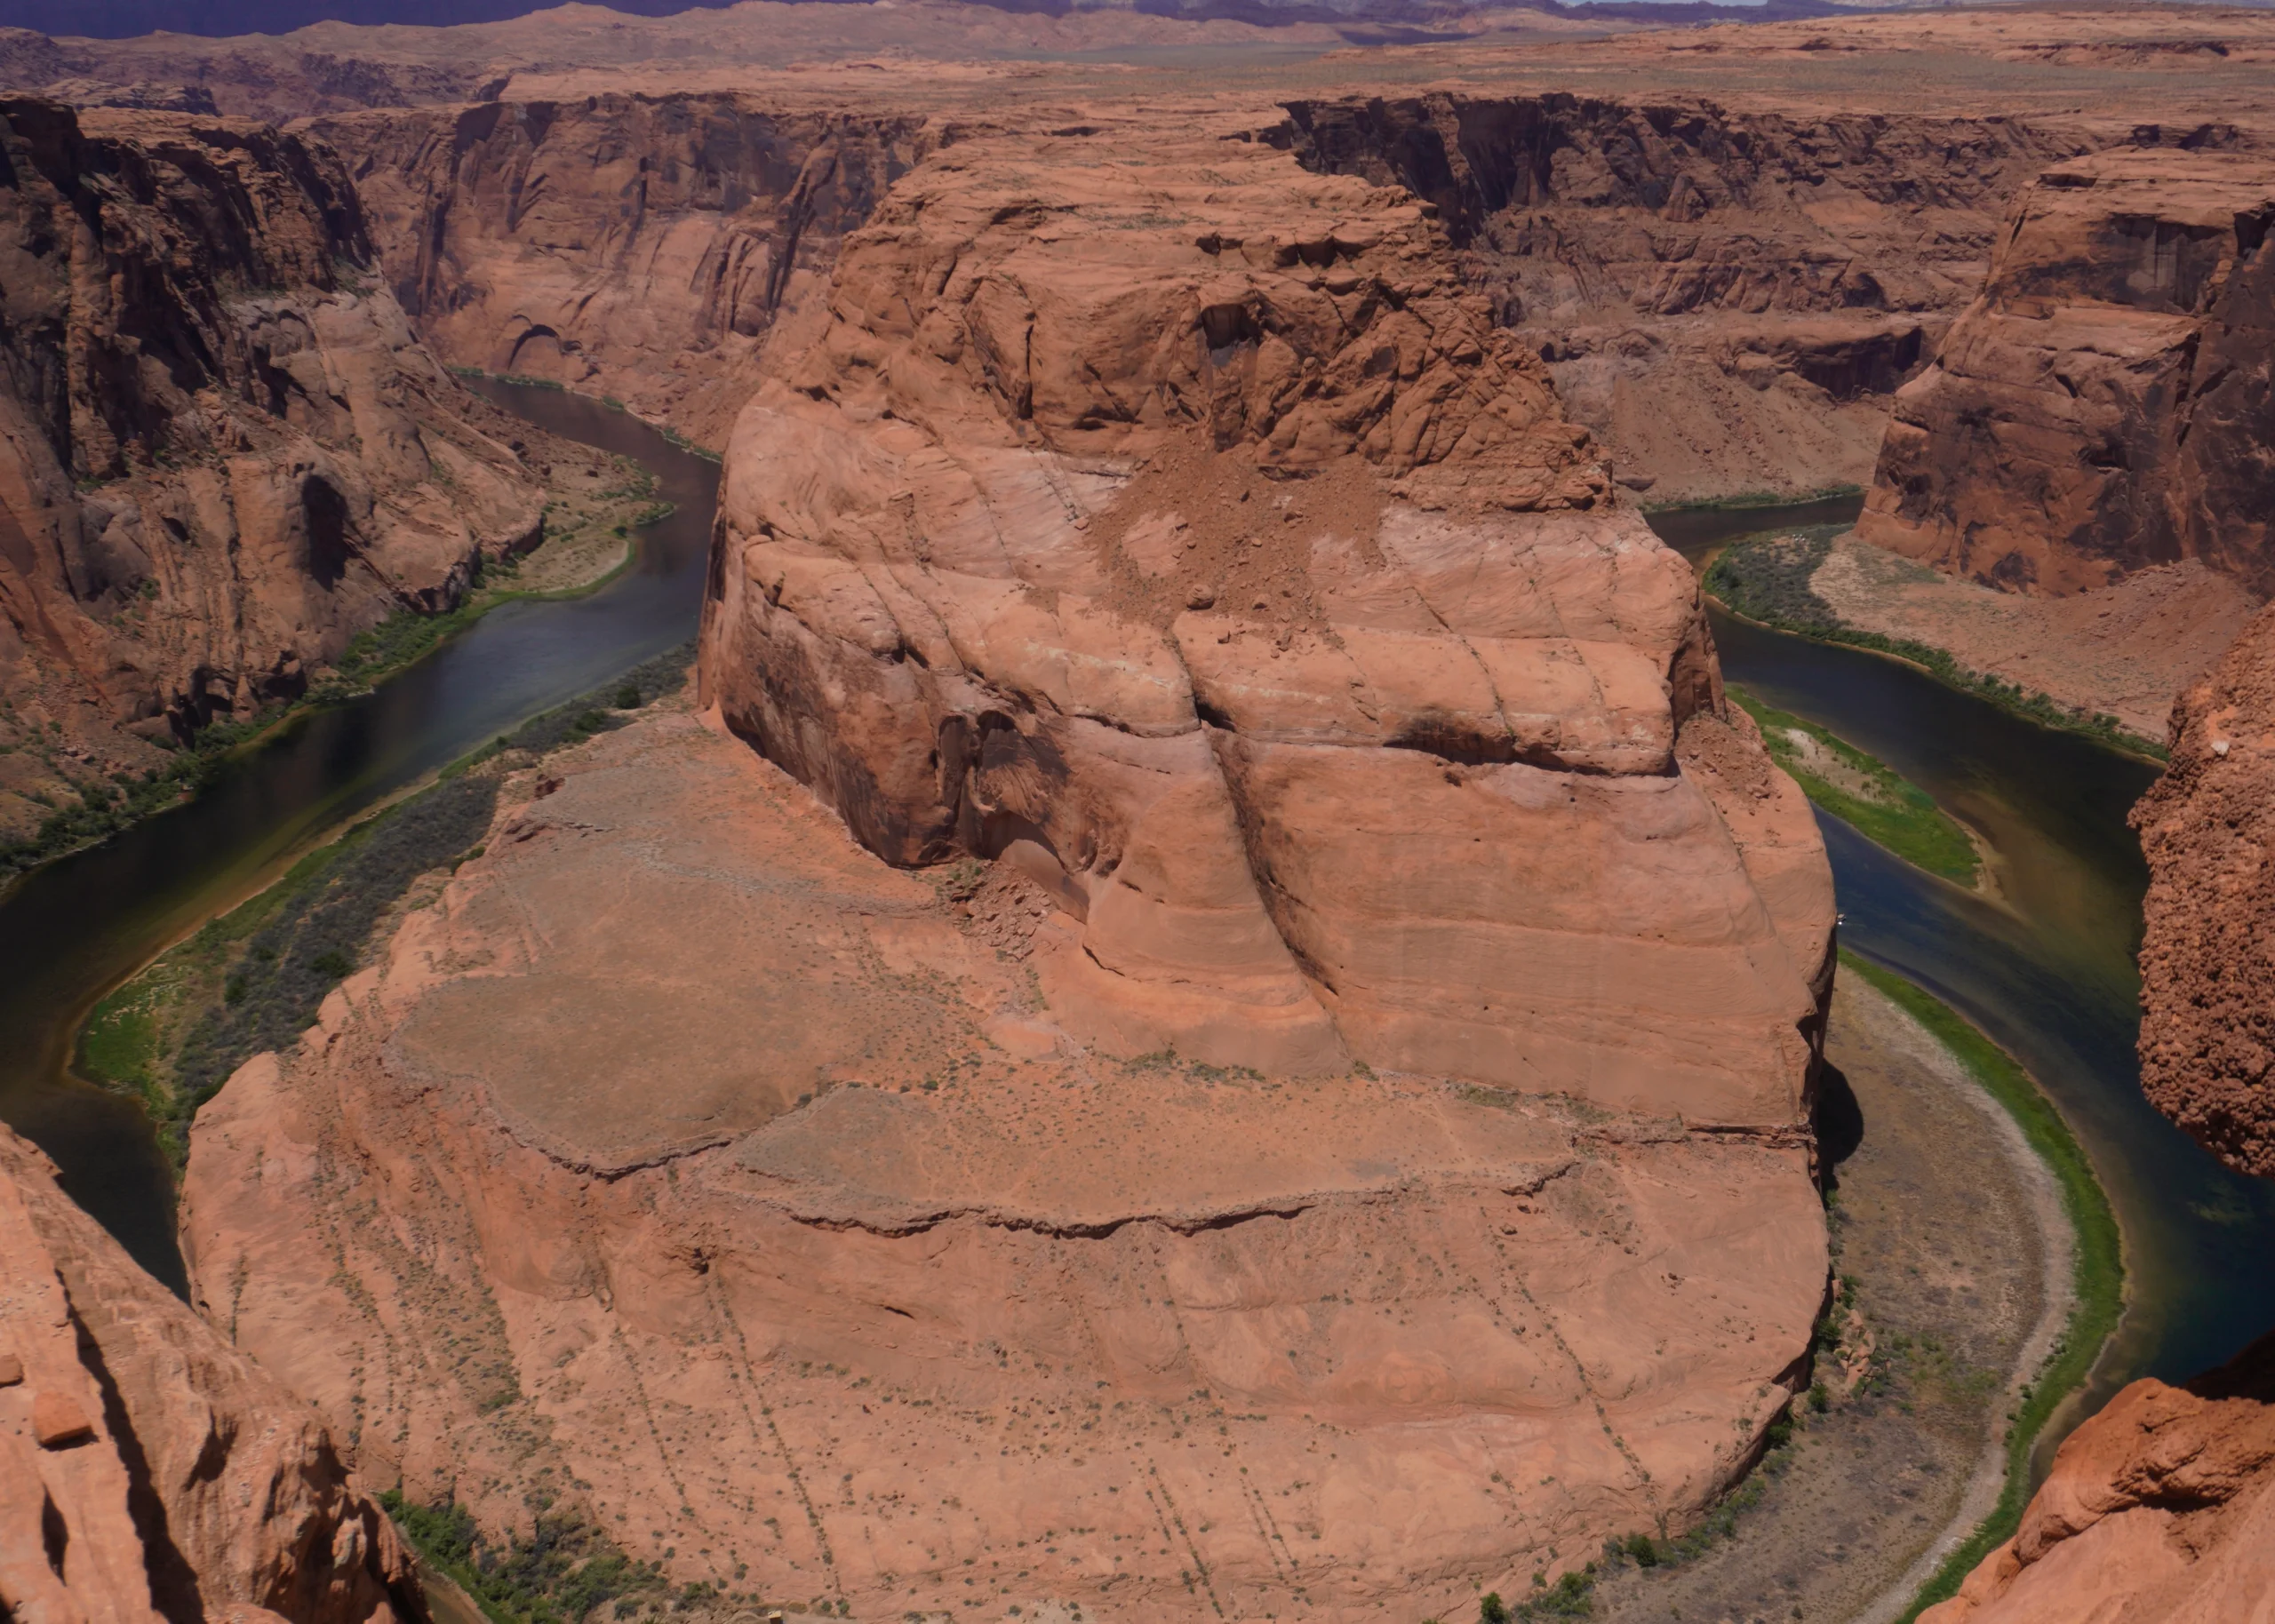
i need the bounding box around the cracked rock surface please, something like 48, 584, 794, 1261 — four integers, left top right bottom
183, 709, 1829, 1622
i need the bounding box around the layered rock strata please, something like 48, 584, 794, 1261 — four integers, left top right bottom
306, 98, 928, 445
0, 100, 585, 832
1859, 146, 2275, 597
1285, 94, 2094, 500
0, 1121, 423, 1624
698, 114, 1836, 1112
183, 107, 1837, 1621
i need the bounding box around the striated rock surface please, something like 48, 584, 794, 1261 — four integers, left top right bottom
1859, 146, 2275, 597
307, 97, 927, 447
1921, 1333, 2275, 1624
1286, 93, 2092, 501
0, 1119, 423, 1624
698, 111, 1835, 1113
183, 706, 1831, 1622
0, 99, 590, 837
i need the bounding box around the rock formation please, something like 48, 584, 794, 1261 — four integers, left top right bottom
1921, 1333, 2275, 1624
182, 705, 1832, 1622
303, 97, 925, 446
0, 98, 593, 846
0, 1119, 423, 1624
698, 110, 1835, 1110
181, 101, 1836, 1622
1286, 94, 2092, 501
2132, 603, 2275, 1181
1859, 146, 2275, 597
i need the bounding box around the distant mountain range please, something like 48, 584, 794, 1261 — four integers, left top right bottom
11, 0, 1856, 46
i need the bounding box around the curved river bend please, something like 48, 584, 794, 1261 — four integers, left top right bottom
0, 419, 2267, 1451
0, 384, 716, 1292
1652, 503, 2275, 1439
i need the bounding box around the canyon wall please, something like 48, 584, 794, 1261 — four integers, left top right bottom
2133, 606, 2275, 1181
180, 98, 1838, 1624
1859, 146, 2275, 597
0, 1120, 423, 1624
1922, 145, 2275, 1624
0, 99, 577, 842
304, 97, 930, 446
1284, 93, 2092, 501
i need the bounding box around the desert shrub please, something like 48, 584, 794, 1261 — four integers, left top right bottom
379, 1491, 665, 1624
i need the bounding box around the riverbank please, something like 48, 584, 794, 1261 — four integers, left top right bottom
76, 644, 694, 1171
1845, 955, 2125, 1624
1732, 687, 1983, 888
1585, 957, 2119, 1624
0, 459, 665, 891
1706, 529, 2171, 760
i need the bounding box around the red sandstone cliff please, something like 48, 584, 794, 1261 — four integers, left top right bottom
0, 1121, 423, 1624
303, 98, 928, 448
1859, 145, 2275, 596
0, 99, 587, 847
1285, 94, 2093, 501
1922, 1335, 2275, 1624
2133, 605, 2275, 1181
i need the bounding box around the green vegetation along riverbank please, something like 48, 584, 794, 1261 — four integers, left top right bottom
0, 463, 665, 888
1731, 687, 1983, 888
1837, 954, 2126, 1624
76, 646, 692, 1169
1705, 529, 2164, 760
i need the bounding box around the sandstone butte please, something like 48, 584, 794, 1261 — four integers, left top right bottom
176, 105, 1840, 1622
0, 1119, 423, 1624
0, 98, 602, 847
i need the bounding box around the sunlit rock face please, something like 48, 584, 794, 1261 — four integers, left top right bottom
1860, 148, 2275, 598
183, 99, 1837, 1624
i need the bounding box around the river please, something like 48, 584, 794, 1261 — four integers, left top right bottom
1650, 502, 2275, 1445
0, 423, 2266, 1456
0, 383, 716, 1293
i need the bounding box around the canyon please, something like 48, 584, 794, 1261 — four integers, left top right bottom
5, 4, 2275, 1622
0, 97, 644, 859
174, 94, 1840, 1620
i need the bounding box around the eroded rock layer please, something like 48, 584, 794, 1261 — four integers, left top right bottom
307, 97, 927, 446
1860, 146, 2275, 596
698, 112, 1835, 1115
182, 708, 1831, 1622
2132, 601, 2275, 1181
0, 99, 577, 813
0, 1121, 422, 1624
1286, 94, 2093, 501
